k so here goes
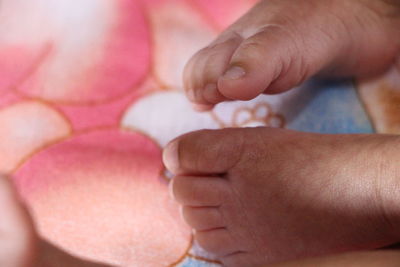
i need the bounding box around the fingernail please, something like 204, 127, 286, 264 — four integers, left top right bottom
163, 140, 180, 173
223, 66, 245, 80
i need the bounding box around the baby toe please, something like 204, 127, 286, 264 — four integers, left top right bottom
170, 175, 229, 207
181, 206, 225, 231
194, 228, 240, 257
183, 33, 243, 107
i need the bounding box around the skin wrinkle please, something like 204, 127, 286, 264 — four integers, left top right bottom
208, 32, 243, 49
327, 11, 358, 72
218, 129, 245, 177
250, 28, 292, 92
225, 131, 259, 254
351, 135, 400, 240
371, 136, 400, 239
360, 0, 400, 51
223, 187, 254, 255
374, 158, 397, 239
269, 30, 296, 87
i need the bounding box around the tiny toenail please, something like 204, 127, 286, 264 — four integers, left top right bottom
192, 103, 213, 112
164, 169, 174, 180
163, 140, 180, 173
186, 88, 195, 101
179, 205, 186, 221
168, 179, 176, 200
223, 66, 245, 80
203, 84, 219, 102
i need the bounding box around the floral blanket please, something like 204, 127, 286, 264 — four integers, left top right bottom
0, 0, 398, 266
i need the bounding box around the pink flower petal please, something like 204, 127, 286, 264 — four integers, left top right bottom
0, 91, 24, 109
0, 0, 150, 104
188, 0, 255, 30
146, 0, 216, 89
14, 129, 190, 266
0, 101, 71, 173
0, 46, 48, 97
56, 80, 150, 131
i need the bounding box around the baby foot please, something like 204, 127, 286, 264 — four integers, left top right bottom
163, 128, 400, 266
184, 0, 400, 110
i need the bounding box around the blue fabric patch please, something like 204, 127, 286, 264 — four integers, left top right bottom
283, 79, 373, 134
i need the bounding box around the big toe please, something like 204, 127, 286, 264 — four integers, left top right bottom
163, 129, 244, 175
